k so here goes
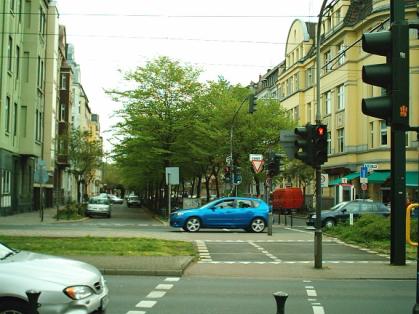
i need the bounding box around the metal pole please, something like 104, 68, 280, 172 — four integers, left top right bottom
314, 0, 329, 270
267, 177, 273, 236
273, 291, 288, 314
168, 173, 171, 224
229, 97, 249, 196
26, 290, 41, 314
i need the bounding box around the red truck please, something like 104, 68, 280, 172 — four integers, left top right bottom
271, 187, 304, 213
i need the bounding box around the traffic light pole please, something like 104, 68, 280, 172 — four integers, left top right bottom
313, 0, 329, 269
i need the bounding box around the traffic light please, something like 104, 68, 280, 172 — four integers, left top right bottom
361, 21, 409, 127
233, 166, 242, 185
248, 93, 256, 114
294, 124, 313, 166
267, 153, 281, 177
312, 124, 328, 166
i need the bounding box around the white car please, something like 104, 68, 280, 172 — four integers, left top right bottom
0, 242, 109, 314
86, 197, 112, 218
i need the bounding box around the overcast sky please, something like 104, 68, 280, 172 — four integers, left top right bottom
56, 0, 322, 152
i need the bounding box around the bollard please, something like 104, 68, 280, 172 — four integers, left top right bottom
273, 291, 288, 314
26, 290, 41, 314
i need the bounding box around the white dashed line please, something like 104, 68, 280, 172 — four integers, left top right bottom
155, 284, 173, 290
313, 305, 326, 314
127, 311, 146, 314
248, 240, 282, 262
306, 289, 317, 297
135, 300, 156, 308
146, 291, 166, 298
165, 277, 180, 282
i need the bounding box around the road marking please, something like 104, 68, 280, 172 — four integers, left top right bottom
197, 260, 390, 264
165, 277, 180, 282
306, 289, 317, 297
313, 305, 325, 314
155, 284, 173, 290
196, 240, 212, 261
127, 311, 146, 314
146, 291, 166, 298
136, 300, 156, 308
248, 240, 282, 262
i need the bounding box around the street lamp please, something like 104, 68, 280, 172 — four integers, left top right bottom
229, 93, 254, 196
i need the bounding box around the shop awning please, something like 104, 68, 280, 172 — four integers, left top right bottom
367, 171, 390, 183
406, 172, 419, 187
329, 172, 360, 186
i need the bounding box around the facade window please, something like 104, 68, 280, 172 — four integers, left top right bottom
380, 120, 387, 146
18, 0, 22, 22
21, 106, 27, 137
8, 37, 13, 72
337, 128, 344, 153
306, 67, 313, 88
37, 57, 44, 89
60, 103, 66, 121
335, 9, 341, 26
61, 73, 68, 90
16, 46, 20, 79
324, 91, 332, 115
337, 42, 345, 65
39, 7, 46, 36
10, 0, 15, 11
337, 84, 345, 110
5, 96, 11, 133
293, 105, 299, 121
1, 170, 11, 194
294, 73, 299, 92
324, 50, 332, 73
35, 109, 39, 140
369, 122, 374, 148
13, 103, 18, 136
327, 131, 332, 155
306, 102, 311, 122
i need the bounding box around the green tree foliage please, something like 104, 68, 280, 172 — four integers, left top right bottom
107, 56, 294, 208
67, 128, 103, 203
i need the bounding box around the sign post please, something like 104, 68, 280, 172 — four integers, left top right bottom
165, 167, 179, 223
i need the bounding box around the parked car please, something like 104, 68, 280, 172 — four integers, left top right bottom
306, 199, 391, 228
108, 194, 123, 204
0, 242, 109, 314
169, 197, 270, 233
127, 195, 142, 208
86, 197, 112, 218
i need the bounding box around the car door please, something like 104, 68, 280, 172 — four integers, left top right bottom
234, 199, 255, 226
337, 202, 360, 223
202, 199, 235, 227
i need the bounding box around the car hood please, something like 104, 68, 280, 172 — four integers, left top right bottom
0, 251, 101, 285
172, 208, 199, 214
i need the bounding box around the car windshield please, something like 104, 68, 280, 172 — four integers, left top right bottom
0, 243, 15, 259
89, 198, 109, 205
129, 197, 139, 201
329, 202, 349, 211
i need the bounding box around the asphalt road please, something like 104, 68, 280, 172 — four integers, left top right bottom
105, 275, 416, 314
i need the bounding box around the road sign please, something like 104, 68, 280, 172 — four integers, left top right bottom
251, 160, 264, 174
361, 183, 368, 191
34, 159, 49, 184
249, 154, 263, 161
226, 156, 232, 166
364, 163, 378, 170
360, 177, 368, 184
165, 167, 179, 185
360, 166, 368, 178
320, 173, 329, 188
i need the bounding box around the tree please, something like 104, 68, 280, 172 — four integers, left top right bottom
67, 128, 103, 203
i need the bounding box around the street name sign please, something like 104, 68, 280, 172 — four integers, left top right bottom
165, 167, 179, 185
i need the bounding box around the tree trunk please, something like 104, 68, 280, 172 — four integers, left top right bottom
254, 175, 261, 197
190, 178, 195, 197
196, 175, 202, 198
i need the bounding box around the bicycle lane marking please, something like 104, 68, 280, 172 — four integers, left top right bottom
303, 280, 326, 314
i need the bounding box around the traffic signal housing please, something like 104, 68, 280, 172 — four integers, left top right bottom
294, 125, 313, 166
361, 23, 409, 127
248, 93, 256, 114
312, 124, 328, 166
267, 153, 281, 177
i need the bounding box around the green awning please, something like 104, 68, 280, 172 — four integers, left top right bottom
406, 172, 419, 187
329, 172, 360, 186
367, 171, 390, 184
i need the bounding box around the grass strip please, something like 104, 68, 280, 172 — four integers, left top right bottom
0, 235, 196, 257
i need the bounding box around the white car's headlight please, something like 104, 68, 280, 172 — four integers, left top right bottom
64, 286, 94, 300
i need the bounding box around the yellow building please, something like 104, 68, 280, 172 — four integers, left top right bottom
277, 0, 418, 203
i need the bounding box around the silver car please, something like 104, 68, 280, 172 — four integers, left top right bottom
86, 197, 112, 218
0, 242, 109, 314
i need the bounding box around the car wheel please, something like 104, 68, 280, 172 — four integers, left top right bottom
184, 217, 201, 232
0, 299, 30, 314
249, 217, 266, 233
324, 218, 336, 228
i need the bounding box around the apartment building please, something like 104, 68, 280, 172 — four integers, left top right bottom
275, 0, 418, 203
0, 0, 103, 216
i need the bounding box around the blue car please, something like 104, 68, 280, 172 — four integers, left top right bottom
170, 197, 269, 233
